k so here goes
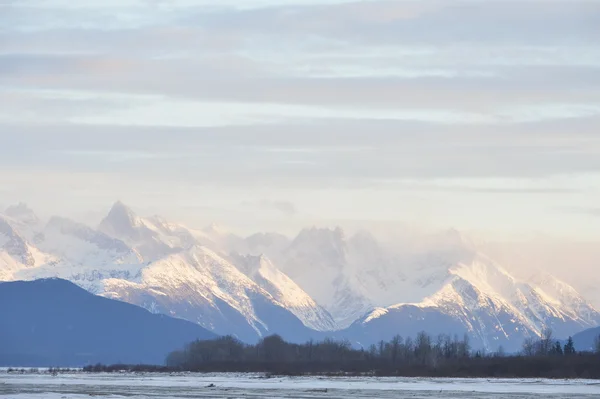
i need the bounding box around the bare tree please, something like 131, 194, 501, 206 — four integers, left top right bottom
522, 337, 536, 356
390, 335, 402, 365
539, 328, 553, 356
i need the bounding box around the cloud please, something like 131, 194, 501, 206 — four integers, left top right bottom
2, 117, 600, 187
2, 0, 600, 238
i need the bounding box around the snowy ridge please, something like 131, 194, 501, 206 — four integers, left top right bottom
104, 246, 273, 335
42, 216, 143, 266
2, 201, 599, 350
0, 215, 57, 273
233, 253, 336, 331
0, 203, 328, 341
360, 254, 600, 351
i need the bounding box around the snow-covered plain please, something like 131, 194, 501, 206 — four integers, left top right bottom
1, 372, 599, 398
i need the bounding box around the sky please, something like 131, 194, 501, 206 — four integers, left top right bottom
1, 0, 600, 239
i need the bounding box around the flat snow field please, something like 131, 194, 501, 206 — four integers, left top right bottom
1, 372, 600, 398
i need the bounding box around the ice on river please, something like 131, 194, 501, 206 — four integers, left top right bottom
1, 372, 599, 398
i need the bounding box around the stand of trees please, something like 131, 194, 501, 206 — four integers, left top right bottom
159, 330, 600, 378
521, 328, 578, 357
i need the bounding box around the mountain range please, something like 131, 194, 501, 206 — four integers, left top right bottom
1, 201, 599, 353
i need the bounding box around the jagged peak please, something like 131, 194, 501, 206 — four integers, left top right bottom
108, 200, 136, 218
4, 202, 39, 225
100, 201, 141, 233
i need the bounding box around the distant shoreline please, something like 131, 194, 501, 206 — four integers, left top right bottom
5, 361, 600, 380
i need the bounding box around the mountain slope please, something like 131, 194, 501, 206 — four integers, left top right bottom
345, 256, 600, 352
0, 202, 329, 341
0, 278, 216, 366
0, 215, 56, 280
281, 227, 373, 328
279, 226, 600, 351
233, 253, 337, 331
101, 245, 322, 343
98, 201, 187, 260
2, 202, 598, 353
41, 216, 142, 266
572, 326, 600, 352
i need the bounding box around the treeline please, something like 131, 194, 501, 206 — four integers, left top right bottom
161, 331, 600, 378
523, 328, 600, 357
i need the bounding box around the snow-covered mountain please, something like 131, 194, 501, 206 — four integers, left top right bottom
232, 253, 336, 331
100, 245, 322, 342
0, 202, 329, 342
1, 201, 599, 352
347, 255, 600, 352
42, 216, 142, 266
279, 227, 426, 327
278, 226, 600, 351
98, 201, 202, 260
280, 227, 373, 328
0, 214, 57, 280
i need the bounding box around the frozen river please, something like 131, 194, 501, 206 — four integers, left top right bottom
1, 372, 600, 398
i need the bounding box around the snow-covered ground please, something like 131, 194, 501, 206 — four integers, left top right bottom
1, 372, 599, 398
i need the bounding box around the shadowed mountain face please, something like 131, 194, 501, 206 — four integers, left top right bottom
572, 326, 600, 352
0, 278, 216, 367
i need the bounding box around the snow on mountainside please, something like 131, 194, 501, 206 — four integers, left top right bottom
0, 215, 57, 281
1, 202, 599, 351
232, 253, 336, 331
0, 202, 330, 341
41, 216, 143, 266
351, 255, 600, 352
100, 245, 321, 342
98, 201, 187, 260
279, 227, 457, 327
278, 226, 600, 351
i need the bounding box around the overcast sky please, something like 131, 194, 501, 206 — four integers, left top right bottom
1, 0, 600, 238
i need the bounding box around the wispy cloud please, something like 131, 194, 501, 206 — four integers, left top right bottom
1, 0, 600, 238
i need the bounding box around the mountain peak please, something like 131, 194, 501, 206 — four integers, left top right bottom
110, 200, 135, 216
4, 202, 39, 225
99, 201, 141, 237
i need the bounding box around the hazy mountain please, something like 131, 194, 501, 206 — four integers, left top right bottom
344, 256, 600, 352
1, 202, 599, 352
0, 278, 216, 366
232, 253, 336, 331
278, 226, 600, 351
0, 215, 57, 280
572, 326, 600, 352
1, 203, 329, 342
4, 202, 40, 227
